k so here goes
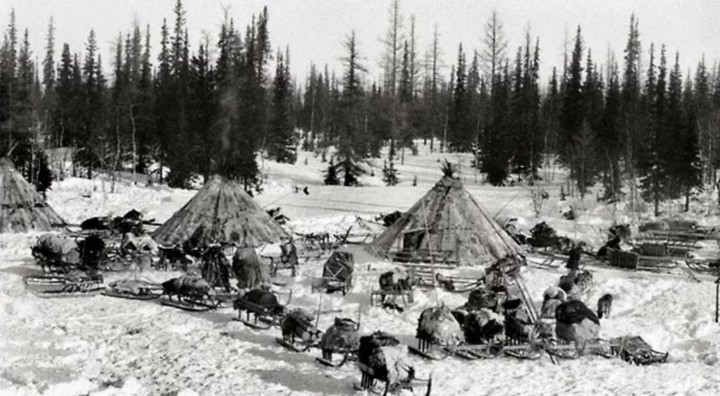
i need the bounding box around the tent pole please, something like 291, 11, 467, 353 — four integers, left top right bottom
420, 197, 439, 304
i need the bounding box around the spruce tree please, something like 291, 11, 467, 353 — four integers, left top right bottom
670, 53, 701, 208
268, 50, 296, 163
448, 44, 471, 152
382, 160, 399, 186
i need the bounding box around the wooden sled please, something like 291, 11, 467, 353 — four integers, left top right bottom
316, 350, 354, 367
160, 295, 220, 312
233, 299, 283, 329
102, 279, 164, 300
101, 289, 162, 300
407, 338, 451, 360
24, 275, 104, 297
502, 344, 544, 360
370, 288, 414, 308
354, 362, 432, 396
275, 335, 318, 353
611, 336, 669, 365
446, 343, 503, 360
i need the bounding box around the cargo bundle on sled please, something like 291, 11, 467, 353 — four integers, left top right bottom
355, 331, 432, 396
160, 275, 222, 311
233, 288, 292, 329
102, 278, 164, 300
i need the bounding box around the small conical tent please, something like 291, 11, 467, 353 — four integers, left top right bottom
371, 175, 521, 266
153, 175, 289, 248
0, 158, 66, 233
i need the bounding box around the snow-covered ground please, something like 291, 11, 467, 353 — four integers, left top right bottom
2, 143, 720, 395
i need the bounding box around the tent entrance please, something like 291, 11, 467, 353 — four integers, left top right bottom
402, 228, 426, 251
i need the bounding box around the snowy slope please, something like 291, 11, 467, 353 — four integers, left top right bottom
2, 143, 720, 395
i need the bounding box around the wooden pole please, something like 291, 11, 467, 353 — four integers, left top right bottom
715, 278, 719, 323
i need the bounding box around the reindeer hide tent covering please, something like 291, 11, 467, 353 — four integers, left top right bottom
0, 158, 66, 233
152, 175, 289, 248
371, 175, 521, 266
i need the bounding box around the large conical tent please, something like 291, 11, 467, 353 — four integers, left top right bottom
153, 175, 289, 248
371, 175, 521, 266
0, 157, 66, 233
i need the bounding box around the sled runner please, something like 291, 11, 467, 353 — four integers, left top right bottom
160, 275, 221, 311
101, 279, 164, 300
408, 337, 452, 360
316, 352, 353, 368
24, 274, 104, 297
611, 336, 669, 365
276, 308, 323, 352
161, 295, 220, 311
353, 362, 432, 396
233, 289, 292, 329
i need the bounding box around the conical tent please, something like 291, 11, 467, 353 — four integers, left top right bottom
371, 175, 521, 266
0, 158, 66, 233
153, 175, 289, 248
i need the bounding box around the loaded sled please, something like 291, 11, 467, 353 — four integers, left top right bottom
102, 278, 164, 300
276, 308, 323, 352
24, 272, 104, 298
408, 335, 504, 360
354, 362, 432, 396
160, 275, 222, 312
233, 289, 292, 329
312, 251, 354, 295
316, 315, 362, 367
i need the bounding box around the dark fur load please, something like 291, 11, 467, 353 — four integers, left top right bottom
234, 289, 285, 316
162, 275, 212, 300
503, 299, 532, 341
320, 318, 360, 352
598, 224, 631, 257
462, 309, 504, 344
377, 210, 403, 227
358, 331, 401, 381
466, 288, 500, 311
556, 300, 600, 326
280, 309, 322, 343
597, 294, 613, 319
77, 234, 106, 268
266, 207, 290, 225
80, 217, 111, 231
158, 246, 194, 267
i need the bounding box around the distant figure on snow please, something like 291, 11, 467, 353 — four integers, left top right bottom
566, 242, 585, 276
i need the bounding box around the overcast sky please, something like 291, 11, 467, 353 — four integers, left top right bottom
3, 0, 719, 86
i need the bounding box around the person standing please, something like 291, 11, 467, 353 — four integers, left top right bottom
566, 242, 585, 277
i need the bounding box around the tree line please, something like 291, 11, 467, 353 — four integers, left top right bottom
0, 1, 296, 193
1, 0, 719, 215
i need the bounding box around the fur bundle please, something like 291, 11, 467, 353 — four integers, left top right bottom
320, 317, 360, 352
416, 306, 464, 346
